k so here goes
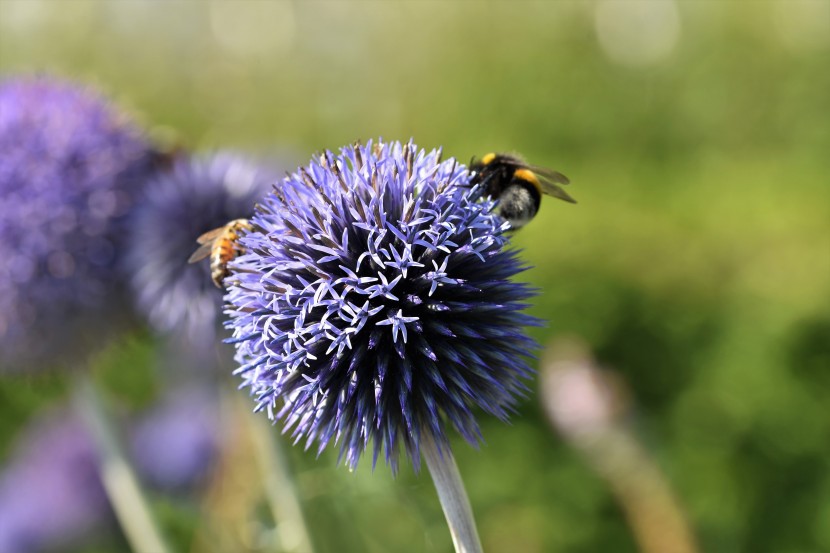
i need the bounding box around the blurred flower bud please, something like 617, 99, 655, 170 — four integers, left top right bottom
0, 411, 110, 553
541, 336, 629, 440
0, 75, 162, 373
129, 387, 221, 491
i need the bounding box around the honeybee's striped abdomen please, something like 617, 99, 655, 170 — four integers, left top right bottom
189, 218, 252, 289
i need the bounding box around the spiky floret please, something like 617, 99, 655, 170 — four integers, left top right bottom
225, 140, 539, 472
0, 76, 159, 372
127, 152, 276, 349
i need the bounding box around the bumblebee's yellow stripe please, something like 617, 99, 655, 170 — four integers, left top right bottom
513, 168, 542, 196
481, 152, 496, 165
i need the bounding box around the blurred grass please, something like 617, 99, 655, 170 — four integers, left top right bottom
1, 1, 829, 552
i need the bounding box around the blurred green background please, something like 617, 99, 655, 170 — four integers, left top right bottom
1, 1, 829, 552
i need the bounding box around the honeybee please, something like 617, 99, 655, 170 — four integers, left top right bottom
469, 152, 575, 229
187, 219, 252, 288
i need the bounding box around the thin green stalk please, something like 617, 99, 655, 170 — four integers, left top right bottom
421, 433, 484, 553
587, 430, 700, 553
244, 399, 316, 553
73, 376, 170, 553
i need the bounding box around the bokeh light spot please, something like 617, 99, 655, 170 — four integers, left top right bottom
773, 0, 830, 53
47, 251, 75, 279
209, 1, 295, 59
594, 0, 681, 67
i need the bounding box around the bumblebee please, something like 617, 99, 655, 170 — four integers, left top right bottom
469, 153, 575, 229
188, 219, 252, 288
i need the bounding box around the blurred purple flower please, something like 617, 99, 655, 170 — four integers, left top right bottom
126, 152, 276, 351
225, 139, 539, 472
0, 75, 161, 372
0, 411, 109, 553
541, 338, 629, 440
129, 387, 220, 491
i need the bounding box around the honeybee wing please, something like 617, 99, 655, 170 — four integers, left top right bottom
187, 243, 213, 264
187, 226, 226, 264
194, 226, 227, 245
528, 165, 576, 204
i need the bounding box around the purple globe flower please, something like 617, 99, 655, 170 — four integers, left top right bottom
127, 152, 276, 350
0, 411, 110, 553
129, 387, 220, 491
225, 139, 539, 472
0, 76, 161, 372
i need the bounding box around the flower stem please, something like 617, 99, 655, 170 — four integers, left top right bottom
73, 375, 170, 553
421, 433, 484, 553
244, 399, 316, 553
585, 430, 700, 553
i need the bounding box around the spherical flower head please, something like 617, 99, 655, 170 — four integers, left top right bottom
0, 411, 109, 553
129, 387, 220, 491
0, 76, 160, 372
127, 152, 276, 350
226, 139, 539, 472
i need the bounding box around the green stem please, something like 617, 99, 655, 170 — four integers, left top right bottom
73, 376, 170, 553
421, 433, 484, 553
245, 402, 316, 553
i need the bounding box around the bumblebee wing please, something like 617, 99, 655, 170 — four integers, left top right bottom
537, 175, 577, 204
525, 164, 575, 203
527, 164, 570, 185
538, 180, 577, 203
187, 242, 214, 264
